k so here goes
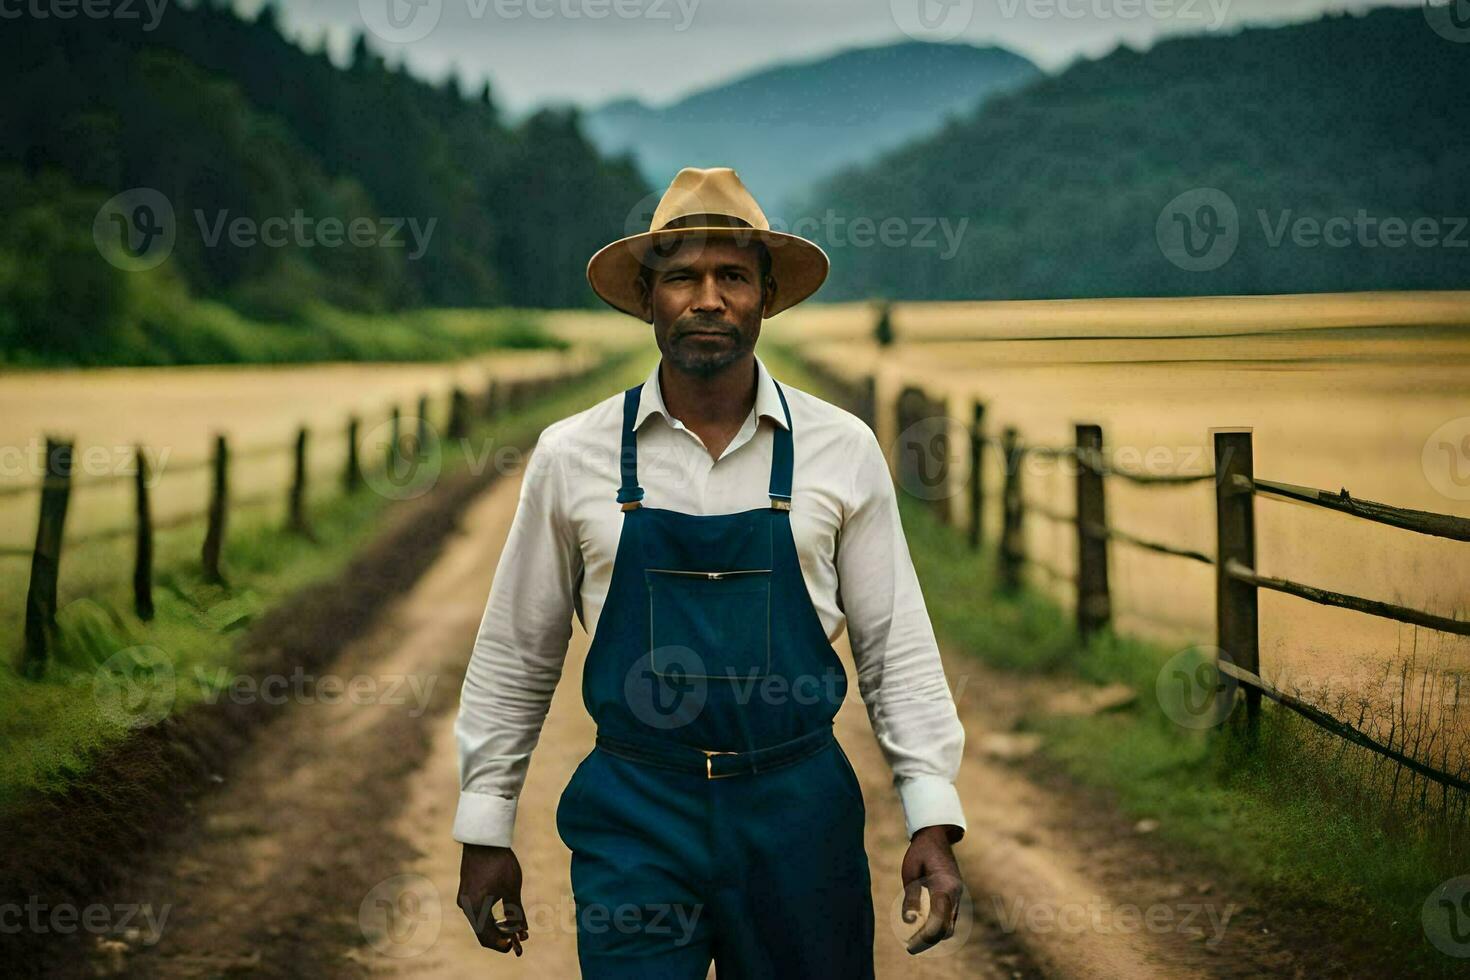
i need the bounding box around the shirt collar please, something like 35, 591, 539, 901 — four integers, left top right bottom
635, 355, 790, 432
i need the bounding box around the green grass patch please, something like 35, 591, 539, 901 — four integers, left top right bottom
0, 349, 654, 813
1, 261, 568, 368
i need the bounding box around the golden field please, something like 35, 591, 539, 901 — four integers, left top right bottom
770, 292, 1470, 714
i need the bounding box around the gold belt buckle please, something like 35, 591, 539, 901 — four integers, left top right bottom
700, 749, 740, 779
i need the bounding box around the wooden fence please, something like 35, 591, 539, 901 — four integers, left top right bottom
799, 355, 1470, 793
1, 360, 604, 679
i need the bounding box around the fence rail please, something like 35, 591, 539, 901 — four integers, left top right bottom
1224, 558, 1470, 638
1217, 659, 1470, 795
1247, 476, 1470, 542
789, 347, 1467, 789
7, 357, 605, 678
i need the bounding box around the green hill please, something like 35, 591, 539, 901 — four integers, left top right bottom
0, 3, 648, 364
802, 8, 1470, 301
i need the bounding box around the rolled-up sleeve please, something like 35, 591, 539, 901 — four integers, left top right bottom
452, 432, 580, 847
835, 424, 968, 841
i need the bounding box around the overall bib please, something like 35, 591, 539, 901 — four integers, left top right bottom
555, 381, 876, 979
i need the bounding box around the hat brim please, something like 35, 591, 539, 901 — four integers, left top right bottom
586, 227, 829, 321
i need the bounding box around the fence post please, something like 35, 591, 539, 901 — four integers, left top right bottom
415, 395, 431, 458
484, 379, 499, 420
448, 387, 469, 441
1213, 429, 1260, 725
387, 407, 402, 474
863, 375, 877, 431
133, 444, 154, 621
969, 401, 986, 550
22, 437, 73, 678
931, 391, 951, 525
345, 416, 361, 494
999, 427, 1024, 592
894, 385, 926, 504
1075, 423, 1111, 639
288, 426, 311, 536
202, 433, 229, 585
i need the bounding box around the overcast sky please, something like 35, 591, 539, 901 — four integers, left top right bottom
246, 0, 1421, 114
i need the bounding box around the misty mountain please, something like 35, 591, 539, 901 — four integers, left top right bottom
583, 41, 1041, 213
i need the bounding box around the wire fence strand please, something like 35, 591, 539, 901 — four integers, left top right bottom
1082, 521, 1215, 565
1021, 498, 1073, 524
1029, 557, 1075, 585
1104, 467, 1217, 486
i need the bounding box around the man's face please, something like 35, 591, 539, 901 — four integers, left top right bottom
637, 237, 773, 377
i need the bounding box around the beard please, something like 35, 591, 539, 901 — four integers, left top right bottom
663, 313, 758, 377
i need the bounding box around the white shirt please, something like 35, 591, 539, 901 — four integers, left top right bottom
453, 354, 968, 847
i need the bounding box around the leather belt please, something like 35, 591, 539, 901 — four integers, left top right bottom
594, 723, 834, 780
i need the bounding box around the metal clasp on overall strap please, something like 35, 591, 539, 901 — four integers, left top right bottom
701, 748, 740, 779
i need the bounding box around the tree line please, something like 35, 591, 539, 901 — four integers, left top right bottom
803, 8, 1470, 302
0, 3, 649, 362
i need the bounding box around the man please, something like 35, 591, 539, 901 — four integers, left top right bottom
454, 167, 968, 978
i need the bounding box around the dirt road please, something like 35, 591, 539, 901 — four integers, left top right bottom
108, 469, 1294, 979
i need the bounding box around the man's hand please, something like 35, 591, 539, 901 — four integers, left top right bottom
900, 825, 964, 955
458, 843, 529, 955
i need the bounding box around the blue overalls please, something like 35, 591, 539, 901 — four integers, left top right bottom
555, 380, 876, 979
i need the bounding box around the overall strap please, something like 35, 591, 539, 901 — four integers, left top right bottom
768, 381, 794, 510
617, 385, 645, 511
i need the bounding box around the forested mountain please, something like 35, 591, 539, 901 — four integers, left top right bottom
584, 41, 1039, 212
803, 8, 1470, 301
0, 2, 649, 358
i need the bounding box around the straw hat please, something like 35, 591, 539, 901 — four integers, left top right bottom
586, 167, 829, 321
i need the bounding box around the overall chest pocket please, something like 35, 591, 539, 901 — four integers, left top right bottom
646, 568, 773, 681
